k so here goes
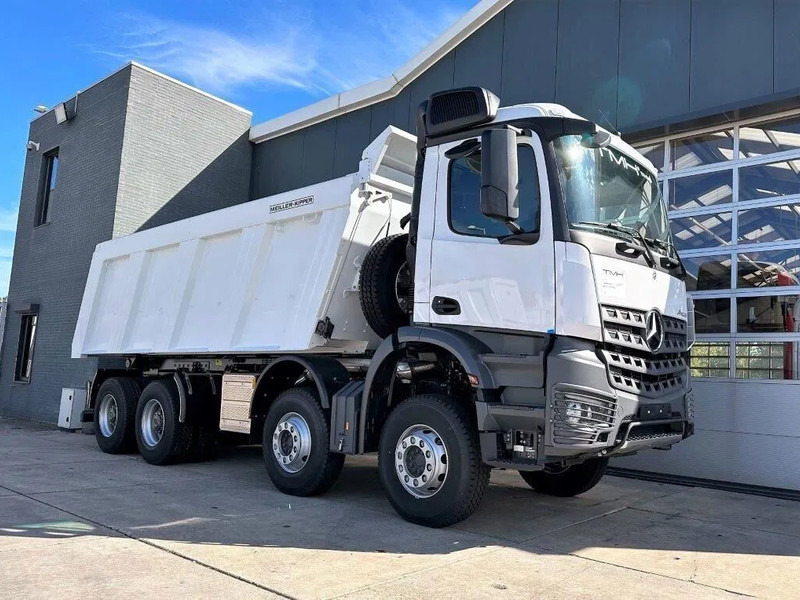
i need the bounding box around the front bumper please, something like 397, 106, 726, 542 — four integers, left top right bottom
544, 337, 692, 458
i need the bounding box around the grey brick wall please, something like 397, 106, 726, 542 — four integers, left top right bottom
115, 66, 252, 236
0, 63, 252, 424
0, 67, 131, 423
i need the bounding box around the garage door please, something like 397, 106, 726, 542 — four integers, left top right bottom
614, 111, 800, 490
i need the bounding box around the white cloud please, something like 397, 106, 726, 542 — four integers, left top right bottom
0, 207, 19, 232
0, 258, 10, 297
103, 1, 472, 97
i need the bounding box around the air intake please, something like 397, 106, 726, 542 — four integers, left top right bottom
425, 87, 500, 137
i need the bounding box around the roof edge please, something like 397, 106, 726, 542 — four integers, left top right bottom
249, 0, 514, 144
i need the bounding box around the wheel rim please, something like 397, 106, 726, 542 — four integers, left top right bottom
140, 398, 165, 448
394, 424, 449, 498
272, 412, 311, 474
395, 262, 412, 313
98, 393, 118, 438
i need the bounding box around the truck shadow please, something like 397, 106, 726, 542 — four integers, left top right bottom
2, 443, 799, 566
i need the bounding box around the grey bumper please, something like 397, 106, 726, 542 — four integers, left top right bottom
544, 337, 692, 458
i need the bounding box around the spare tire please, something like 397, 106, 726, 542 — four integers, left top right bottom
359, 234, 411, 338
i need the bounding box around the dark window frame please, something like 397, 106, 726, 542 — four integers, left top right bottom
14, 312, 39, 384
446, 142, 541, 240
35, 148, 59, 228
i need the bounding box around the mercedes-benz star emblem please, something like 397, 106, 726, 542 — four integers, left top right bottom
645, 310, 665, 352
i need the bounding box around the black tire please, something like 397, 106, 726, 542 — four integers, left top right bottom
135, 379, 193, 466
359, 234, 411, 338
378, 394, 490, 528
94, 377, 140, 454
519, 458, 608, 497
262, 387, 344, 496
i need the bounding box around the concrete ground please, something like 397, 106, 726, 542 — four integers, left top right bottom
1, 418, 798, 599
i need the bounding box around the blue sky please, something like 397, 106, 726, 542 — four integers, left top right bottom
0, 0, 478, 297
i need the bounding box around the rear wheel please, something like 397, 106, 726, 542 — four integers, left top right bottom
378, 394, 490, 528
262, 387, 344, 496
359, 234, 411, 338
135, 379, 193, 465
94, 378, 140, 454
519, 458, 608, 497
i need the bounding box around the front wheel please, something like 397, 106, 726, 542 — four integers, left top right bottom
378, 394, 490, 528
262, 387, 344, 496
519, 457, 608, 497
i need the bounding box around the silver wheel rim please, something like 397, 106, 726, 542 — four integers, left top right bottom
395, 262, 412, 313
394, 424, 449, 498
98, 393, 118, 438
272, 412, 311, 474
140, 398, 165, 448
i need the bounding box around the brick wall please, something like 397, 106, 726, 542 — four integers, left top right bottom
0, 63, 252, 423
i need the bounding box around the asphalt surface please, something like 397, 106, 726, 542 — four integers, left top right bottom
1, 417, 798, 599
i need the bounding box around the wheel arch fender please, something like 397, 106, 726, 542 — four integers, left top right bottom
358, 326, 496, 453
251, 355, 350, 421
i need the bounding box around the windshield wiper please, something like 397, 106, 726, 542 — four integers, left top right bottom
574, 220, 657, 267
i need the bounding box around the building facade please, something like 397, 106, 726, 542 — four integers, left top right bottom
1, 0, 798, 490
0, 63, 252, 423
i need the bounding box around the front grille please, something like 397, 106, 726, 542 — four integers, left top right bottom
600, 305, 689, 399
552, 391, 617, 445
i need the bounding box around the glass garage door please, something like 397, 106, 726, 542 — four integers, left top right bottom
619, 113, 800, 491
637, 115, 800, 382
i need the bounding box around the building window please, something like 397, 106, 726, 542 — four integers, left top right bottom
14, 313, 38, 383
448, 145, 540, 238
35, 148, 58, 227
637, 111, 800, 380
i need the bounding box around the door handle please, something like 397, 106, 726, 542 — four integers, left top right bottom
432, 296, 461, 316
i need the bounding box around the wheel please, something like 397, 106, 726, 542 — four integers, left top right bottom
262, 387, 344, 496
359, 234, 411, 338
378, 394, 490, 528
519, 458, 608, 497
94, 377, 140, 454
135, 379, 193, 465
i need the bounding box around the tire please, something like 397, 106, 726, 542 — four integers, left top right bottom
519, 458, 608, 497
94, 377, 140, 454
378, 394, 490, 528
262, 387, 344, 496
359, 234, 411, 338
135, 379, 193, 466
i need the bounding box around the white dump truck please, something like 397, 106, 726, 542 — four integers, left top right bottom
74, 88, 695, 527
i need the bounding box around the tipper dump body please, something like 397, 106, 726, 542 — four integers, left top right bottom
72, 127, 415, 358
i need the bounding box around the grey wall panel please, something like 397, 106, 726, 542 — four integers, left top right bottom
556, 0, 621, 128
252, 130, 305, 197
690, 0, 773, 112
407, 51, 456, 126
500, 0, 558, 105
453, 13, 504, 94
370, 90, 412, 138
301, 119, 336, 186
775, 0, 800, 94
332, 109, 373, 178
618, 0, 691, 130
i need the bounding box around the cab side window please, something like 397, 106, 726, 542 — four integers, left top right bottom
448, 145, 540, 238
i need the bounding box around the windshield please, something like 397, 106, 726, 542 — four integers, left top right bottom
553, 135, 673, 251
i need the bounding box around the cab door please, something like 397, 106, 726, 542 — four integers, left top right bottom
426, 134, 556, 334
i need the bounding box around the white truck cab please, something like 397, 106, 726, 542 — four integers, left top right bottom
75, 87, 694, 527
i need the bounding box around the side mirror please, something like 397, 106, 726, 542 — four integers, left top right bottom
480, 128, 519, 224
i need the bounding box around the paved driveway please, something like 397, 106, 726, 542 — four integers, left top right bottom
1, 417, 798, 599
